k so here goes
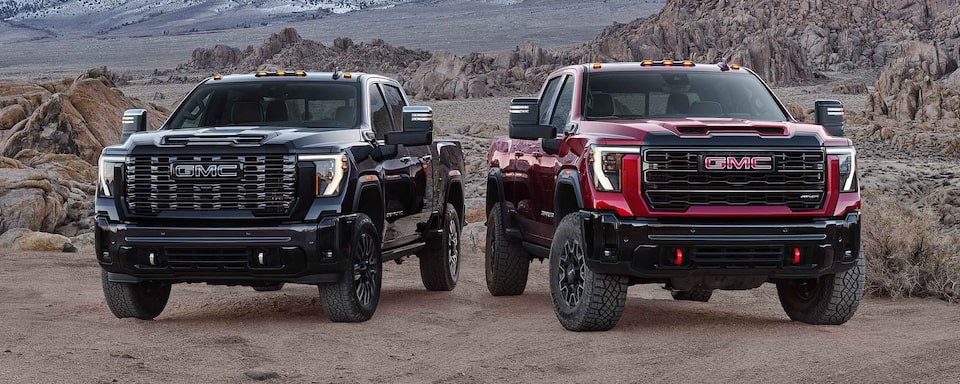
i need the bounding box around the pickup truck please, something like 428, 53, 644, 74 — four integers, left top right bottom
485, 61, 863, 331
96, 71, 465, 322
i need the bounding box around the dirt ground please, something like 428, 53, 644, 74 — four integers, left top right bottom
1, 237, 959, 383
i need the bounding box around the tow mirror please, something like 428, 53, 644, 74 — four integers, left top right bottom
814, 100, 844, 137
121, 109, 147, 143
385, 106, 433, 146
509, 98, 556, 140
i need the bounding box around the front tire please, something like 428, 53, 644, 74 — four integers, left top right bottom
419, 203, 461, 291
776, 247, 865, 325
485, 202, 530, 296
549, 213, 628, 332
101, 270, 171, 320
318, 214, 382, 322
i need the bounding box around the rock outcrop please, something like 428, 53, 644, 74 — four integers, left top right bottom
178, 1, 960, 100
0, 73, 167, 164
0, 152, 94, 236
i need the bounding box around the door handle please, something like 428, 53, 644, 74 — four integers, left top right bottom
400, 157, 412, 164
532, 152, 544, 158
420, 155, 433, 163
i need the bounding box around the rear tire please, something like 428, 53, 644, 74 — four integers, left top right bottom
671, 288, 713, 302
253, 283, 284, 292
101, 270, 171, 320
485, 202, 530, 296
776, 247, 865, 325
318, 214, 382, 322
419, 203, 461, 291
549, 213, 628, 332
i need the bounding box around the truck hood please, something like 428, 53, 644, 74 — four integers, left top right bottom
581, 118, 852, 147
116, 126, 365, 154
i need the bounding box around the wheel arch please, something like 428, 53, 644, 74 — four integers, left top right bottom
554, 168, 585, 223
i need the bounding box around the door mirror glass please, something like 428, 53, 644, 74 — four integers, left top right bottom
121, 109, 147, 143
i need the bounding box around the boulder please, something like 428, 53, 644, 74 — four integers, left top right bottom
17, 231, 72, 252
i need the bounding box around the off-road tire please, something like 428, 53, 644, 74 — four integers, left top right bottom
549, 213, 628, 332
671, 288, 713, 302
253, 283, 285, 292
776, 247, 865, 325
101, 270, 172, 320
485, 202, 529, 296
419, 203, 461, 291
318, 214, 382, 322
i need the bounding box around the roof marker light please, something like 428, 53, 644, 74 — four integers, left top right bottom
682, 61, 694, 67
343, 73, 352, 78
731, 64, 741, 70
641, 60, 654, 66
593, 63, 602, 69
663, 60, 673, 66
213, 74, 222, 80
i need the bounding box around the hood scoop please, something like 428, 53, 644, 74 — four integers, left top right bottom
674, 125, 786, 135
161, 128, 277, 146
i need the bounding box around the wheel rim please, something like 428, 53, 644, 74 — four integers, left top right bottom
353, 233, 378, 305
447, 219, 459, 279
557, 239, 586, 307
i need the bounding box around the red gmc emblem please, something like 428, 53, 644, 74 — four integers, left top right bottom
702, 156, 774, 171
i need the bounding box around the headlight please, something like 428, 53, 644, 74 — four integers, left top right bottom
299, 154, 348, 197
589, 146, 640, 192
97, 155, 126, 197
826, 147, 858, 192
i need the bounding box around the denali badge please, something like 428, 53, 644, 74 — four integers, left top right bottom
173, 163, 240, 179
702, 156, 774, 171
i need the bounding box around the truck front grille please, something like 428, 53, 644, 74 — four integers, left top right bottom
642, 149, 825, 211
125, 154, 297, 215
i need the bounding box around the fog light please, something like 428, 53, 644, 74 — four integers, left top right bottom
100, 251, 111, 262
322, 250, 334, 259
258, 251, 265, 265
148, 252, 157, 266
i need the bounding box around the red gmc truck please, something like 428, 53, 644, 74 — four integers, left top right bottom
484, 61, 863, 331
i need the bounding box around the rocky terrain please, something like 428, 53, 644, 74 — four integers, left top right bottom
0, 69, 168, 251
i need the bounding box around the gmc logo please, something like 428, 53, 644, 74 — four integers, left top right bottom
173, 163, 240, 179
702, 156, 773, 171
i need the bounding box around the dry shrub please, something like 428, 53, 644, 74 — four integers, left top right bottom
862, 190, 960, 302
465, 207, 486, 224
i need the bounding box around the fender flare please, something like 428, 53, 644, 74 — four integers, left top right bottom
441, 170, 465, 225
351, 173, 384, 233
554, 167, 585, 221
487, 167, 507, 218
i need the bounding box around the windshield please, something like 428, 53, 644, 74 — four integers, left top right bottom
584, 71, 788, 121
166, 81, 360, 129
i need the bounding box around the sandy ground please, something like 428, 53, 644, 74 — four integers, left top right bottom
2, 240, 960, 383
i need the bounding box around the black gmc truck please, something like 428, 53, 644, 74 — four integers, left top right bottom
96, 71, 466, 322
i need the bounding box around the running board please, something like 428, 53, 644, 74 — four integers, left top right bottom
522, 241, 550, 259
382, 241, 426, 262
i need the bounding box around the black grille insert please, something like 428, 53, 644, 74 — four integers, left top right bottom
642, 149, 825, 210
690, 246, 784, 267
164, 248, 250, 271
125, 154, 297, 215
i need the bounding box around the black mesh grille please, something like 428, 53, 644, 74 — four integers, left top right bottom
642, 149, 825, 211
690, 246, 784, 267
125, 154, 297, 215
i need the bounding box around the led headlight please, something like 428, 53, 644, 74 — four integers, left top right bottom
300, 154, 348, 196
826, 147, 858, 192
97, 155, 126, 197
589, 146, 640, 192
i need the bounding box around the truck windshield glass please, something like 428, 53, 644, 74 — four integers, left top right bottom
167, 81, 360, 129
584, 71, 787, 121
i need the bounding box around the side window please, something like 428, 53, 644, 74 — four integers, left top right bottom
538, 76, 562, 124
381, 84, 407, 132
550, 76, 574, 130
369, 83, 391, 140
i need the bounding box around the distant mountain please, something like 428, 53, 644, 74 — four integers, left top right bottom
0, 0, 408, 20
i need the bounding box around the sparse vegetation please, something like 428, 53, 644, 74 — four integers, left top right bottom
862, 189, 960, 302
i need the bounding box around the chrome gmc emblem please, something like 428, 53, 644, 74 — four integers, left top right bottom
173, 163, 240, 179
702, 156, 773, 171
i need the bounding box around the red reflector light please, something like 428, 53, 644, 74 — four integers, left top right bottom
792, 247, 801, 264
674, 248, 683, 265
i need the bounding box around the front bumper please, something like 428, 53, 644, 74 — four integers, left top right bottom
95, 215, 356, 284
581, 210, 861, 281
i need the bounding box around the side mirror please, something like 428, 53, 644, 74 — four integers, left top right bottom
509, 98, 556, 140
814, 100, 844, 137
121, 109, 148, 143
385, 106, 433, 146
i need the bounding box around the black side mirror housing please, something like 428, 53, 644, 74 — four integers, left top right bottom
509, 98, 556, 140
385, 106, 433, 146
121, 109, 148, 143
814, 100, 844, 137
